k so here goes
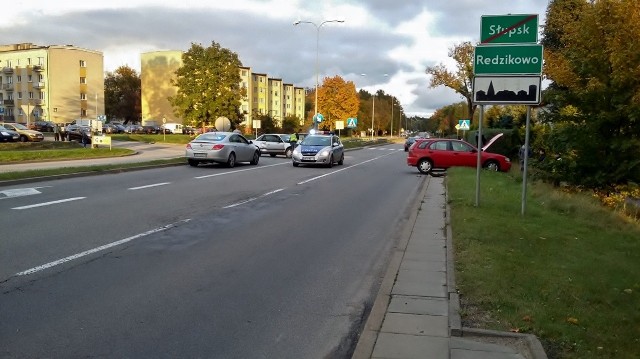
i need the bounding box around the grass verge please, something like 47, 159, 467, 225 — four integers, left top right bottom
0, 142, 134, 163
447, 167, 640, 358
0, 158, 185, 182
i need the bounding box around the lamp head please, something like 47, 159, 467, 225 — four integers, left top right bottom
293, 20, 301, 25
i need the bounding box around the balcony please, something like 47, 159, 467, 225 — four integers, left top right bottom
33, 65, 44, 72
3, 99, 15, 106
2, 83, 14, 91
2, 67, 13, 74
33, 81, 46, 89
35, 99, 45, 105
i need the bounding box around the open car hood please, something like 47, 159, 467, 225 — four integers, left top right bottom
482, 133, 504, 152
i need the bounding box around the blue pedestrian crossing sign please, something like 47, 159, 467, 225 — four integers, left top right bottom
458, 119, 470, 130
347, 117, 358, 128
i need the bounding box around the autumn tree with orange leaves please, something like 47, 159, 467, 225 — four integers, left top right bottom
316, 75, 360, 130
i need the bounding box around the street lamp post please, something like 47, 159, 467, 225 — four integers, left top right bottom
360, 73, 388, 140
294, 19, 344, 132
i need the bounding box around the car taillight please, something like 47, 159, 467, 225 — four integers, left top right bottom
212, 144, 224, 150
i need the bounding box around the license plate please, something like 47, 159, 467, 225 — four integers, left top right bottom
194, 153, 207, 158
302, 156, 315, 161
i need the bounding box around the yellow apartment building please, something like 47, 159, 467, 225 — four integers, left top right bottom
141, 50, 305, 133
0, 43, 103, 126
140, 50, 183, 125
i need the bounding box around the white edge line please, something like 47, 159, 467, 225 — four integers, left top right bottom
223, 188, 284, 209
194, 162, 289, 179
15, 219, 192, 276
128, 182, 171, 190
12, 197, 86, 210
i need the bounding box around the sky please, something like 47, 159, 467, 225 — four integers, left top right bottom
3, 0, 550, 117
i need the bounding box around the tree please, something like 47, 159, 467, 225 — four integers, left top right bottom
426, 42, 476, 121
317, 75, 359, 130
540, 0, 640, 187
104, 66, 141, 124
169, 42, 246, 130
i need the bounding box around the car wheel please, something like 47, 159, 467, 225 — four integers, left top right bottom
418, 159, 433, 174
270, 154, 277, 157
251, 151, 260, 165
293, 162, 299, 167
327, 155, 334, 168
227, 153, 236, 168
19, 135, 28, 142
404, 146, 408, 152
285, 148, 292, 158
485, 160, 499, 171
337, 153, 344, 165
188, 159, 199, 167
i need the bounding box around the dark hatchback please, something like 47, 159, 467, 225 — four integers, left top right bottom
0, 125, 20, 142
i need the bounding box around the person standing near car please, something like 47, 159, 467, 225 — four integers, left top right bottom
289, 132, 298, 149
53, 123, 60, 141
60, 124, 66, 141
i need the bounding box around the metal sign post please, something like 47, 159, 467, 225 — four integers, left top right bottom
475, 106, 484, 207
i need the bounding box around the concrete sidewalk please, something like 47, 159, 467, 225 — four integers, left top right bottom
352, 175, 547, 359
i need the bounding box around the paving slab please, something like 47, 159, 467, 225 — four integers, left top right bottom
388, 296, 448, 316
371, 333, 449, 359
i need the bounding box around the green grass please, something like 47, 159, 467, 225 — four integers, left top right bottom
0, 142, 134, 163
110, 134, 193, 144
447, 167, 640, 358
0, 158, 185, 182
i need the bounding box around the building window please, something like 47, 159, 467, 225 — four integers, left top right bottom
38, 74, 44, 81
39, 92, 45, 100
81, 109, 87, 117
16, 75, 22, 82
17, 92, 22, 100
6, 77, 12, 84
27, 58, 32, 65
80, 77, 86, 84
38, 57, 44, 65
28, 91, 34, 99
28, 75, 32, 82
53, 108, 58, 112
80, 93, 87, 100
79, 60, 86, 67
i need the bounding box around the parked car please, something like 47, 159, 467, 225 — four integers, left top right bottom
404, 136, 421, 151
33, 120, 56, 132
66, 125, 92, 144
102, 123, 125, 134
0, 125, 20, 142
124, 125, 145, 134
182, 126, 197, 135
292, 134, 344, 167
253, 133, 293, 158
185, 132, 260, 167
406, 136, 511, 174
0, 122, 45, 142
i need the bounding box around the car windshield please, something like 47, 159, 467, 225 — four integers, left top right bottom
0, 126, 8, 131
302, 136, 330, 146
196, 133, 227, 142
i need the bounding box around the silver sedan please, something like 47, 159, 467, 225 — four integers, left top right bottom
186, 132, 260, 167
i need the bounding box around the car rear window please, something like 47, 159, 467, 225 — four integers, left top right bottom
196, 133, 227, 141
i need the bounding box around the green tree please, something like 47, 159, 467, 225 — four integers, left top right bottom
169, 42, 246, 130
426, 42, 476, 121
541, 0, 640, 187
104, 65, 141, 124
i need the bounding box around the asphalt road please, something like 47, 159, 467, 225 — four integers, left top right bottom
0, 145, 426, 358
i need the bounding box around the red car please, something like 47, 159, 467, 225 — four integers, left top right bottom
407, 135, 511, 174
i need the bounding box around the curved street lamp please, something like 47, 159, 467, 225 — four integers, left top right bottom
294, 19, 344, 132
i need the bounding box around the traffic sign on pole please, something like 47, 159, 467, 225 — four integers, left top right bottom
480, 14, 538, 44
474, 44, 543, 75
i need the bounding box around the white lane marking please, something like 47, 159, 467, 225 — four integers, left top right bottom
297, 153, 395, 185
128, 182, 171, 190
194, 162, 289, 179
12, 197, 86, 210
0, 188, 42, 199
223, 188, 285, 208
15, 219, 192, 277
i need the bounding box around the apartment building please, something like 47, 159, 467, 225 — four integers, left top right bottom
141, 50, 305, 132
0, 43, 104, 126
140, 50, 183, 125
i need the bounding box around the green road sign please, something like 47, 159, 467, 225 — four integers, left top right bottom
474, 44, 543, 75
480, 14, 538, 44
